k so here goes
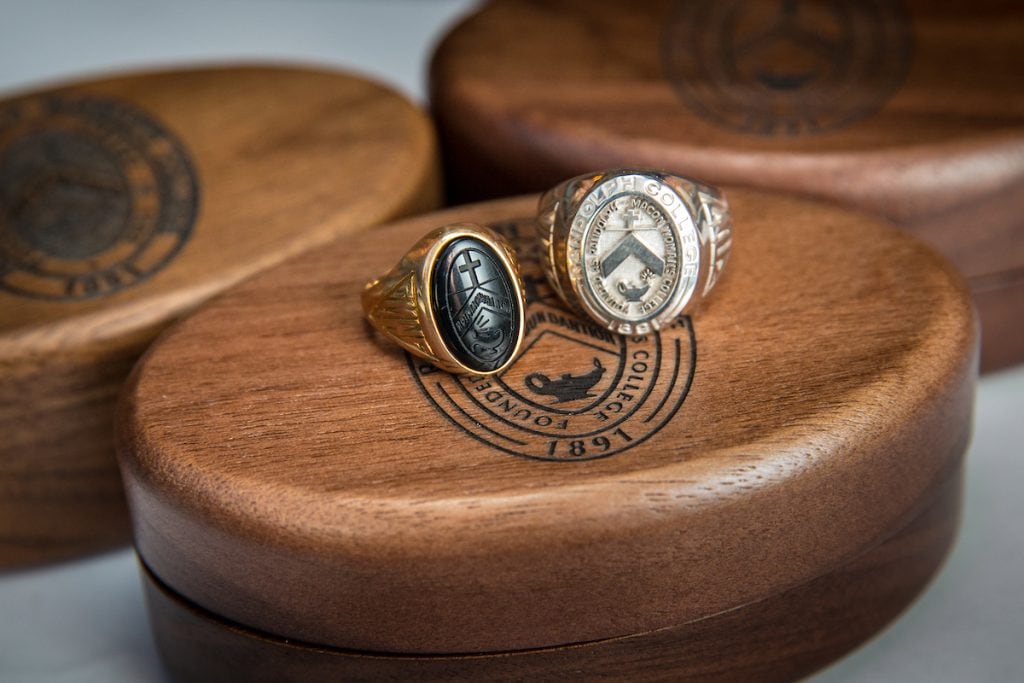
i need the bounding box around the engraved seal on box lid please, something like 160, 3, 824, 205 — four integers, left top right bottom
0, 94, 198, 300
662, 0, 912, 136
412, 220, 696, 462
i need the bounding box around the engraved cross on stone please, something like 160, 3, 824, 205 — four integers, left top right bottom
458, 252, 483, 288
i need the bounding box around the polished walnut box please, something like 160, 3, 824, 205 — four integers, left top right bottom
430, 0, 1024, 372
0, 65, 441, 568
118, 193, 976, 682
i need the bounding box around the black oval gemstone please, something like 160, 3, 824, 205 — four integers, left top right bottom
432, 237, 520, 373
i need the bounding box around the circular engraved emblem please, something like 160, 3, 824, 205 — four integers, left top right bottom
571, 175, 699, 333
0, 94, 199, 300
432, 237, 521, 374
411, 219, 696, 462
662, 0, 912, 136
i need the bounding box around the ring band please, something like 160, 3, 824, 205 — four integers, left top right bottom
363, 224, 526, 375
537, 169, 732, 334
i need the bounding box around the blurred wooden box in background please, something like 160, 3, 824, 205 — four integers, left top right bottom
119, 193, 975, 681
431, 0, 1024, 371
0, 65, 441, 568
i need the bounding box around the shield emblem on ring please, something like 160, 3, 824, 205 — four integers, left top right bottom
435, 241, 520, 372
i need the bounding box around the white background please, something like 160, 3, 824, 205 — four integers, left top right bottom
1, 1, 1022, 681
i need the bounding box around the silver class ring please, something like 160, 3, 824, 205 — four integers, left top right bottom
536, 169, 732, 335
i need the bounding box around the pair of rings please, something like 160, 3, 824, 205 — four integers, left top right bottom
363, 169, 733, 376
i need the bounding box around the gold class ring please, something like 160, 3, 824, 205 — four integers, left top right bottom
537, 169, 732, 335
362, 224, 527, 375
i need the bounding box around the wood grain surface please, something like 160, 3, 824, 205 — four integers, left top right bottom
429, 0, 1024, 370
118, 192, 977, 667
0, 65, 441, 568
141, 467, 962, 682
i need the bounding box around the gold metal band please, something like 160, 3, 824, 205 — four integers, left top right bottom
362, 224, 527, 376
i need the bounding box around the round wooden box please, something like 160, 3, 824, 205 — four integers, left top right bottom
430, 0, 1024, 372
118, 193, 976, 681
0, 65, 441, 568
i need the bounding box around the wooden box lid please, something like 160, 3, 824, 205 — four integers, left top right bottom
118, 192, 976, 676
430, 0, 1024, 371
0, 65, 440, 568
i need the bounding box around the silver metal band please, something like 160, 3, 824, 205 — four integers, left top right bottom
536, 169, 732, 334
